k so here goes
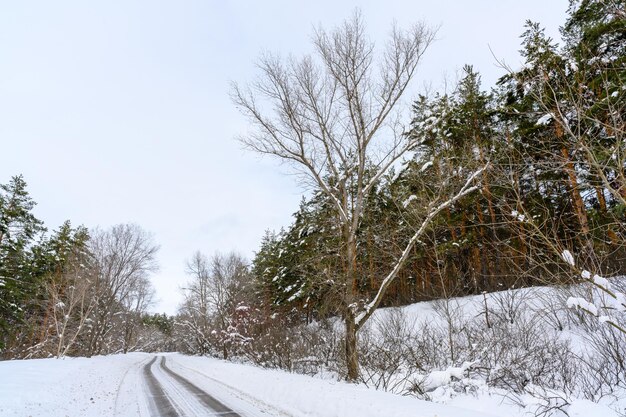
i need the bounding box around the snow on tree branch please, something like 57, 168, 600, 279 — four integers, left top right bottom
355, 163, 488, 329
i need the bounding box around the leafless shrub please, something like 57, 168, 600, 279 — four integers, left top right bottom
359, 308, 418, 392
579, 324, 626, 398
506, 384, 572, 417
474, 315, 577, 394
534, 288, 572, 332
488, 287, 533, 325
432, 298, 466, 363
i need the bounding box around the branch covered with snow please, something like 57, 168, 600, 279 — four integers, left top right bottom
355, 164, 488, 329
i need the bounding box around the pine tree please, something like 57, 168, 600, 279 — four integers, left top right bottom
0, 176, 45, 350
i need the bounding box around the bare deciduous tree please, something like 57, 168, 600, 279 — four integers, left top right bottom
119, 275, 155, 353
47, 258, 97, 358
179, 252, 212, 355
233, 11, 487, 380
179, 251, 250, 358
86, 224, 158, 356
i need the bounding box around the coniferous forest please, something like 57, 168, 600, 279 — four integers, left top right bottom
2, 1, 626, 414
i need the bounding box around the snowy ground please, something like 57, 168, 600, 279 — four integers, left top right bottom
0, 352, 502, 417
1, 283, 623, 417
0, 353, 151, 417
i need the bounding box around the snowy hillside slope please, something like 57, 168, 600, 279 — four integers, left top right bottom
352, 281, 626, 417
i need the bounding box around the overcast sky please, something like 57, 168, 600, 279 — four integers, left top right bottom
0, 1, 567, 314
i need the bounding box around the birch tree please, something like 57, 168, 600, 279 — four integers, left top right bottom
233, 11, 486, 380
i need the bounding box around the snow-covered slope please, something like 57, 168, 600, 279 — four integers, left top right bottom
357, 284, 625, 417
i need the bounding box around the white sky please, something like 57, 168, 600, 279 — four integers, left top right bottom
0, 1, 567, 315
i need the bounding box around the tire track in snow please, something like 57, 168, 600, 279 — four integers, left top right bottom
144, 356, 243, 417
159, 357, 242, 417
143, 356, 180, 417
166, 357, 295, 417
114, 355, 153, 416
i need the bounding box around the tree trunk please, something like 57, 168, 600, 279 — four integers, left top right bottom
343, 221, 360, 381
595, 185, 618, 244
561, 146, 590, 237
345, 314, 359, 381
445, 207, 457, 240
475, 200, 490, 290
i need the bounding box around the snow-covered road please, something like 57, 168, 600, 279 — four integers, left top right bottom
0, 353, 502, 417
144, 356, 242, 417
143, 357, 179, 417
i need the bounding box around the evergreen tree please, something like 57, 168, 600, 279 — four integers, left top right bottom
0, 176, 45, 350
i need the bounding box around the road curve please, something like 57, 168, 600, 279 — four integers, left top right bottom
143, 356, 243, 417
